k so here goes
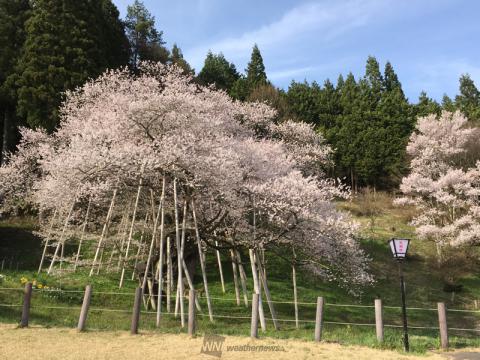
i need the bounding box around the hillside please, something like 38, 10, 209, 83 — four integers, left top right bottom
1, 192, 479, 353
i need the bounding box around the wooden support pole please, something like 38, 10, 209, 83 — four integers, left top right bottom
188, 289, 196, 337
438, 302, 449, 349
181, 259, 202, 312
156, 178, 166, 326
20, 282, 33, 328
120, 179, 143, 288
48, 201, 76, 274
38, 208, 58, 274
131, 287, 142, 335
175, 284, 180, 317
74, 199, 91, 271
132, 212, 149, 280
147, 278, 157, 310
141, 192, 163, 292
77, 285, 92, 331
191, 200, 213, 321
173, 179, 185, 327
251, 293, 259, 338
292, 264, 299, 329
314, 296, 324, 342
256, 251, 279, 330
90, 189, 117, 276
112, 204, 131, 272
116, 208, 131, 271
375, 299, 383, 342
215, 241, 226, 293
166, 236, 172, 312
236, 250, 249, 307
96, 247, 104, 275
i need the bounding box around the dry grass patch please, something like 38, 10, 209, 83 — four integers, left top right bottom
0, 324, 467, 360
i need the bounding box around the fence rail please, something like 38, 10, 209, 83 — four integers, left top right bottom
1, 284, 480, 348
2, 286, 480, 313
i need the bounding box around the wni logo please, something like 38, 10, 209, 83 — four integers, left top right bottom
200, 334, 225, 358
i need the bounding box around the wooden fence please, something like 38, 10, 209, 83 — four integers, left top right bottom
3, 282, 480, 350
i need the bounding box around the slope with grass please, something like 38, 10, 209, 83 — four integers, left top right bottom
1, 192, 479, 354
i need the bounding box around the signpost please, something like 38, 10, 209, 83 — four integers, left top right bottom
389, 238, 410, 352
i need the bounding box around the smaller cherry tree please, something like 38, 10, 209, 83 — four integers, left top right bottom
396, 111, 480, 262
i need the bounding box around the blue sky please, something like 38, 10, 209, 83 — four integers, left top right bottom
112, 0, 479, 102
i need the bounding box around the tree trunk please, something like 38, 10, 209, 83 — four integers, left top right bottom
249, 249, 266, 331
0, 108, 5, 166
231, 249, 241, 306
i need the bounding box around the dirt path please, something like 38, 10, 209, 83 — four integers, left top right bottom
0, 324, 476, 360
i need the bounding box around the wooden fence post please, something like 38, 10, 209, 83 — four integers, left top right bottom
20, 282, 33, 328
437, 302, 449, 349
131, 287, 142, 335
251, 293, 259, 338
77, 285, 92, 331
314, 296, 324, 342
188, 289, 196, 336
375, 299, 384, 342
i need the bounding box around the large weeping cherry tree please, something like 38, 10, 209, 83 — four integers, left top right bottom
0, 63, 372, 327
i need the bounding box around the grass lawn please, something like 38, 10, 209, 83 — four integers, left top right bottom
1, 192, 480, 354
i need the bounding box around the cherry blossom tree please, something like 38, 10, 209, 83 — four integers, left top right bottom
0, 63, 371, 324
396, 111, 480, 261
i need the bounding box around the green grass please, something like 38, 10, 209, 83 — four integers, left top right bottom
1, 193, 480, 354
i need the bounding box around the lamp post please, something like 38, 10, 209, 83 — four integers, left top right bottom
389, 238, 410, 352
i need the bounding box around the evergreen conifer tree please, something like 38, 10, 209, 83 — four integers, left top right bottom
0, 0, 31, 164
442, 94, 456, 112
16, 0, 130, 131
125, 0, 169, 70
169, 44, 194, 75
455, 74, 480, 121
246, 44, 267, 89
415, 91, 441, 117
197, 51, 239, 92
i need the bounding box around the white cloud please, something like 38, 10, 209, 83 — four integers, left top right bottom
185, 0, 392, 69
269, 66, 316, 80
408, 59, 480, 100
